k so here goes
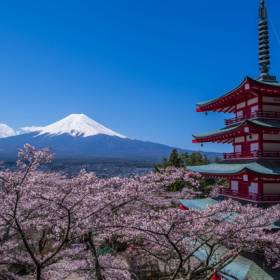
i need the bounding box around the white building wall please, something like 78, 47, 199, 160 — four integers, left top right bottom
247, 97, 258, 105
235, 136, 245, 143
236, 102, 246, 109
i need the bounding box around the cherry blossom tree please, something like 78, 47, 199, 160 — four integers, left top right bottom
108, 172, 280, 280
0, 145, 130, 280
0, 146, 203, 280
1, 145, 280, 280
66, 167, 202, 280
0, 145, 86, 279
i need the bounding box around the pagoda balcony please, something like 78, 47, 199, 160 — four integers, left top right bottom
224, 151, 280, 160
219, 189, 280, 203
225, 111, 280, 126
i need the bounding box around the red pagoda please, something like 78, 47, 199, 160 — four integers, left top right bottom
191, 0, 280, 204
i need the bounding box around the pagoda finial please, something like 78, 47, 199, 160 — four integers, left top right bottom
258, 0, 277, 82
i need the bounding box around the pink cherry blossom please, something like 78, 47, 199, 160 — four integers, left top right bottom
1, 145, 280, 280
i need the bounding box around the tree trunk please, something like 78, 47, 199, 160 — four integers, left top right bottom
36, 265, 41, 280
86, 232, 103, 280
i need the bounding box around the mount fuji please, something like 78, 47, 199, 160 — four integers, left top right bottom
0, 114, 186, 162
0, 114, 219, 163
21, 114, 126, 138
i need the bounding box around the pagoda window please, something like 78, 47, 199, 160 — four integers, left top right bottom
248, 97, 258, 106
236, 102, 246, 110
263, 183, 280, 194
249, 182, 258, 194
243, 175, 249, 182
250, 105, 258, 114
234, 145, 242, 153
250, 142, 259, 152
231, 180, 239, 192
236, 110, 244, 118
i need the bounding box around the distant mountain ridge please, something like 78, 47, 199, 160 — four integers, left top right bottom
0, 123, 15, 138
0, 114, 220, 162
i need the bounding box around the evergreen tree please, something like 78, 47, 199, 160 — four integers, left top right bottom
155, 150, 208, 171
168, 149, 184, 167
154, 149, 184, 171
180, 152, 209, 166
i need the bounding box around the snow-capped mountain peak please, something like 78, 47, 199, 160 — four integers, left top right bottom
0, 123, 16, 138
21, 114, 126, 138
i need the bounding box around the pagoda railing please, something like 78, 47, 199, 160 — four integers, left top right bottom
219, 189, 280, 202
225, 115, 245, 126
225, 111, 280, 126
224, 151, 280, 160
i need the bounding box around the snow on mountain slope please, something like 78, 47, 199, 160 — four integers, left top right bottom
20, 126, 44, 134
0, 123, 16, 138
21, 114, 127, 138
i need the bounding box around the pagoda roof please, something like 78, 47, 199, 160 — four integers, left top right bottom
196, 76, 280, 113
188, 160, 280, 177
179, 198, 218, 210
192, 243, 273, 280
180, 198, 280, 228
180, 199, 275, 279
193, 118, 280, 143
193, 124, 238, 142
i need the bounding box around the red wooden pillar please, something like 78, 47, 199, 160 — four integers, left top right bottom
258, 177, 264, 199
259, 129, 263, 156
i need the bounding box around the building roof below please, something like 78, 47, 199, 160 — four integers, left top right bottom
193, 243, 273, 280
180, 198, 218, 210
180, 198, 278, 279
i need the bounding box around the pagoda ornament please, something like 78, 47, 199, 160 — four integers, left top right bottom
258, 0, 277, 82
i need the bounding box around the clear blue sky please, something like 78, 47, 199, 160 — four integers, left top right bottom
0, 0, 280, 152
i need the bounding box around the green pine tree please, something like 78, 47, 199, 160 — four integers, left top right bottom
154, 149, 184, 171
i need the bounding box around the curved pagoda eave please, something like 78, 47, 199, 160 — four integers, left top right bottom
196, 76, 280, 113
188, 160, 280, 178
192, 119, 280, 144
